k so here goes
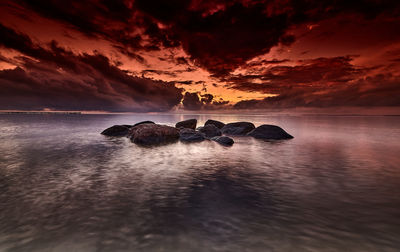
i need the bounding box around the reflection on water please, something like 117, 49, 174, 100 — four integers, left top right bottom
0, 114, 400, 251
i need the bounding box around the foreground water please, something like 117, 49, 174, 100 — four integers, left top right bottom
0, 113, 400, 252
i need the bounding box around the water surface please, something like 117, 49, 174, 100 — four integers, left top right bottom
0, 113, 400, 252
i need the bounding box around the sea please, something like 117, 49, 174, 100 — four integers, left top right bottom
0, 113, 399, 252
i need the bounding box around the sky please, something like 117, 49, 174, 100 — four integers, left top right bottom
0, 0, 399, 112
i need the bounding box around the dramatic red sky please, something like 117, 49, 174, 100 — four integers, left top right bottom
0, 0, 399, 112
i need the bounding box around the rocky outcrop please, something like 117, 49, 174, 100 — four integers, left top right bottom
204, 119, 225, 129
198, 124, 222, 138
101, 125, 130, 136
247, 125, 293, 140
179, 128, 206, 142
129, 124, 180, 145
211, 136, 234, 146
221, 122, 255, 135
175, 119, 197, 130
102, 119, 293, 146
132, 121, 155, 127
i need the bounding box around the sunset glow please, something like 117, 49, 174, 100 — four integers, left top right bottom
0, 0, 399, 112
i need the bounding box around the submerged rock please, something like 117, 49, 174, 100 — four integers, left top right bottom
175, 119, 197, 130
132, 121, 155, 127
211, 136, 234, 146
101, 125, 130, 137
221, 122, 255, 135
179, 128, 205, 142
204, 119, 225, 129
198, 124, 222, 138
129, 124, 180, 145
247, 124, 293, 140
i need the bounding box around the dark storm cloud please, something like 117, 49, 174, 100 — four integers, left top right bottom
132, 0, 400, 76
200, 93, 213, 104
246, 59, 290, 67
0, 24, 182, 111
11, 0, 400, 76
175, 3, 294, 77
176, 57, 190, 65
141, 69, 179, 78
182, 92, 229, 110
176, 80, 194, 85
234, 73, 400, 109
14, 0, 135, 39
182, 92, 203, 110
1, 0, 400, 111
12, 0, 179, 56
226, 56, 365, 94
228, 55, 400, 109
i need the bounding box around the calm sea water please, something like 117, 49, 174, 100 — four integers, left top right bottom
0, 113, 400, 252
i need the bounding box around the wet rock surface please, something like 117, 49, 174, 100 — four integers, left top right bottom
102, 119, 293, 146
247, 124, 294, 140
179, 128, 206, 142
211, 136, 234, 146
175, 119, 197, 130
101, 125, 130, 137
205, 119, 225, 129
198, 124, 222, 138
132, 121, 155, 127
129, 124, 180, 145
221, 122, 255, 135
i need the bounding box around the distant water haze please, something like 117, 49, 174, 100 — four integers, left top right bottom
0, 114, 400, 251
1, 106, 400, 115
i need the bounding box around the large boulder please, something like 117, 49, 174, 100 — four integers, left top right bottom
221, 122, 255, 135
179, 128, 205, 142
198, 124, 222, 138
205, 119, 225, 129
132, 121, 155, 127
175, 119, 197, 130
101, 125, 130, 136
129, 124, 180, 145
247, 125, 293, 140
211, 136, 234, 146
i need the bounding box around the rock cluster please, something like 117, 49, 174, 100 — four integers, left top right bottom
101, 119, 293, 146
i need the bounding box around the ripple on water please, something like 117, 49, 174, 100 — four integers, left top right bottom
0, 114, 400, 251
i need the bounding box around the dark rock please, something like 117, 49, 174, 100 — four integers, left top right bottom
198, 124, 222, 138
211, 136, 234, 146
221, 122, 255, 135
205, 119, 225, 129
129, 124, 180, 145
101, 125, 130, 136
175, 119, 197, 129
179, 128, 205, 142
132, 121, 155, 127
247, 124, 294, 140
